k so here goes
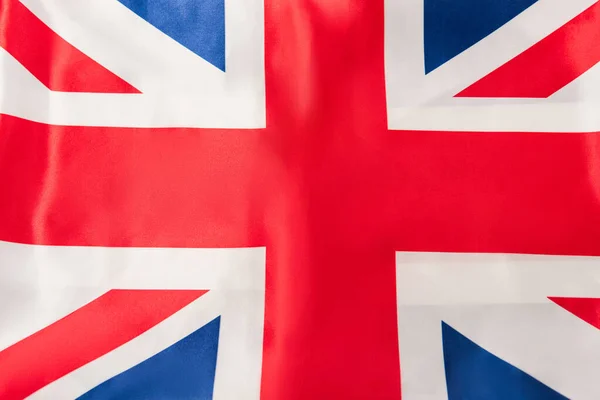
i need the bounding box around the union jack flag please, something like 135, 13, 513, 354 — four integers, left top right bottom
1, 0, 600, 399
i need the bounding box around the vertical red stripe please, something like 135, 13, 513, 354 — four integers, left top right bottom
0, 0, 139, 93
457, 2, 600, 98
0, 289, 206, 399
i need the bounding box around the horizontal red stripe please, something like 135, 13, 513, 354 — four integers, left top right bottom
0, 114, 269, 248
0, 289, 205, 399
457, 2, 600, 98
0, 0, 139, 93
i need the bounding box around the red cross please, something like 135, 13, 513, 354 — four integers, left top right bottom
1, 1, 600, 399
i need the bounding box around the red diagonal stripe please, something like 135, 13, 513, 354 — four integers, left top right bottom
0, 289, 206, 399
457, 1, 600, 98
549, 297, 600, 330
0, 0, 139, 93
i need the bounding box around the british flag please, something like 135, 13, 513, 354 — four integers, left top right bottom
1, 0, 600, 399
385, 0, 600, 132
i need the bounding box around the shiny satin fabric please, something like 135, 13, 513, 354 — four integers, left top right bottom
1, 0, 600, 399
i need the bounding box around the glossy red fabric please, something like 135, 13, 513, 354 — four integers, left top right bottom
1, 1, 600, 399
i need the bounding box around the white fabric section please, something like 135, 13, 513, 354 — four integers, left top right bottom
396, 252, 600, 400
0, 240, 265, 400
397, 252, 600, 305
384, 0, 599, 132
386, 101, 600, 132
551, 62, 600, 101
397, 306, 448, 400
0, 0, 265, 128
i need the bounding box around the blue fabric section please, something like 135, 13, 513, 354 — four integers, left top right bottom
441, 322, 567, 400
78, 316, 221, 400
424, 0, 538, 73
118, 0, 225, 71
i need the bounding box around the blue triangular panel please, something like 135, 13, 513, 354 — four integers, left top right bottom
118, 0, 225, 71
424, 0, 538, 73
441, 322, 567, 400
78, 316, 221, 400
